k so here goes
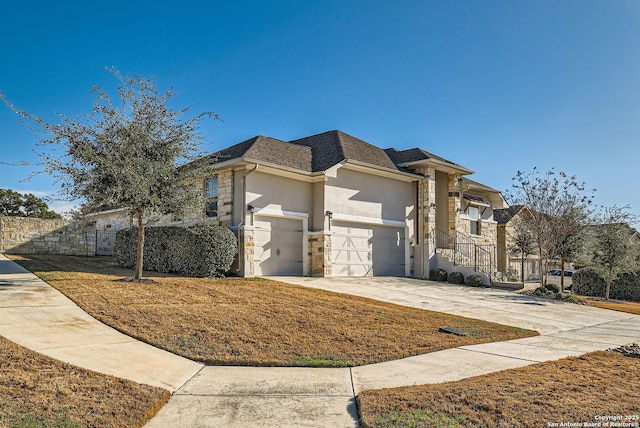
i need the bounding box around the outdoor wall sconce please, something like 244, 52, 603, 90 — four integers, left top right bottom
247, 204, 255, 213
429, 203, 437, 209
325, 210, 333, 219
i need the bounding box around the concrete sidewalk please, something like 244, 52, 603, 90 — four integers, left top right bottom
2, 255, 639, 428
0, 254, 203, 392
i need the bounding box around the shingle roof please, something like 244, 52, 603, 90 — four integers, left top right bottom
384, 147, 464, 169
290, 130, 400, 172
493, 205, 525, 225
198, 136, 312, 171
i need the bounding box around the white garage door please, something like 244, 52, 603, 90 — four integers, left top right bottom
332, 221, 405, 276
254, 216, 304, 276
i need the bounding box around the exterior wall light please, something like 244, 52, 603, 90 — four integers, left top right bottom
325, 210, 333, 218
248, 204, 255, 213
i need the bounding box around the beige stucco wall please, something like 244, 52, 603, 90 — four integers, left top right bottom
89, 209, 134, 231
246, 171, 314, 220
324, 167, 414, 227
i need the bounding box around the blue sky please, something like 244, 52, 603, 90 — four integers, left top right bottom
1, 0, 639, 214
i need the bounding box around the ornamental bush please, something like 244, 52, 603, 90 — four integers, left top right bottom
465, 274, 484, 287
447, 271, 465, 284
545, 283, 560, 294
573, 268, 640, 302
115, 225, 238, 277
429, 268, 448, 282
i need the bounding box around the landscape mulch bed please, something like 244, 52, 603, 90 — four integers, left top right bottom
10, 255, 536, 367
0, 335, 169, 428
357, 350, 640, 428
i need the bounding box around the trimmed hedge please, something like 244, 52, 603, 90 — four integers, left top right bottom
465, 274, 484, 287
115, 225, 238, 277
447, 271, 465, 284
429, 268, 448, 282
573, 268, 640, 302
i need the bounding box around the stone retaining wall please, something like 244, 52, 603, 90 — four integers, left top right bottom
0, 217, 96, 256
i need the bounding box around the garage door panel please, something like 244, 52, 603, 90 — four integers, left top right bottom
332, 221, 404, 277
254, 216, 304, 276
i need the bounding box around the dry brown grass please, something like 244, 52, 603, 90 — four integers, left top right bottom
358, 351, 640, 428
582, 297, 640, 315
9, 254, 536, 367
0, 335, 169, 428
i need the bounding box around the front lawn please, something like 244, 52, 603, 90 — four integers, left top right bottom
0, 335, 168, 428
582, 297, 640, 315
9, 254, 536, 367
358, 350, 640, 428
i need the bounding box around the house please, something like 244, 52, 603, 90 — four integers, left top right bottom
92, 130, 509, 280
494, 205, 540, 281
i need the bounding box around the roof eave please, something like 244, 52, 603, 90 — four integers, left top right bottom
342, 159, 420, 182
397, 158, 474, 175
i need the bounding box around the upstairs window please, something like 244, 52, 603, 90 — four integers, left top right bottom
205, 176, 218, 218
468, 206, 481, 236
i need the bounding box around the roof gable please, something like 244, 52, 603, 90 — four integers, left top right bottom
290, 130, 399, 172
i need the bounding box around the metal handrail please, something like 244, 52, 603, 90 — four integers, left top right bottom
431, 228, 495, 278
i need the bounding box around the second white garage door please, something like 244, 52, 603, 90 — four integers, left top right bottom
254, 216, 304, 276
332, 221, 405, 276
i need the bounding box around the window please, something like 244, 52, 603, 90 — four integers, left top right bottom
468, 206, 481, 236
205, 176, 218, 218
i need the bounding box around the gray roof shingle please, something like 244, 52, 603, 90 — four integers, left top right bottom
290, 130, 400, 172
198, 136, 312, 171
493, 205, 525, 225
384, 147, 465, 169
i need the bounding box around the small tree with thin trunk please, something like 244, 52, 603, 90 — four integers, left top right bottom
508, 217, 536, 285
589, 206, 639, 300
507, 168, 594, 287
1, 69, 217, 280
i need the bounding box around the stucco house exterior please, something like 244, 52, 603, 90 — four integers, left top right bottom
90, 130, 508, 280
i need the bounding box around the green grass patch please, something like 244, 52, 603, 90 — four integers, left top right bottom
373, 409, 466, 428
293, 354, 356, 367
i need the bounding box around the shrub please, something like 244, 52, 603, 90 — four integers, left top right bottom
447, 271, 465, 284
465, 274, 484, 287
429, 268, 448, 282
572, 269, 606, 297
573, 268, 640, 302
545, 283, 560, 294
115, 225, 238, 277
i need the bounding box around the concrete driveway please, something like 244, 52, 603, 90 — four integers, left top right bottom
274, 276, 639, 393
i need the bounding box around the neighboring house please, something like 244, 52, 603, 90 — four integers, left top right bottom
92, 130, 508, 280
494, 205, 540, 281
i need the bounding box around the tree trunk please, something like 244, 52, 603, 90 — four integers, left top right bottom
605, 269, 612, 301
135, 209, 145, 280
538, 245, 544, 286
560, 255, 565, 292
521, 254, 525, 285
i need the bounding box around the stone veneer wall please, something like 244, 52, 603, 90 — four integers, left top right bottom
0, 217, 96, 256
216, 170, 234, 226
309, 232, 331, 276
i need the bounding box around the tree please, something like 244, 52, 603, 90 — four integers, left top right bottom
507, 216, 536, 285
589, 206, 640, 300
0, 188, 61, 219
1, 69, 217, 279
507, 168, 594, 287
0, 189, 23, 216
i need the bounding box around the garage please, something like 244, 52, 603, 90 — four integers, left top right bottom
331, 221, 405, 276
254, 216, 305, 276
